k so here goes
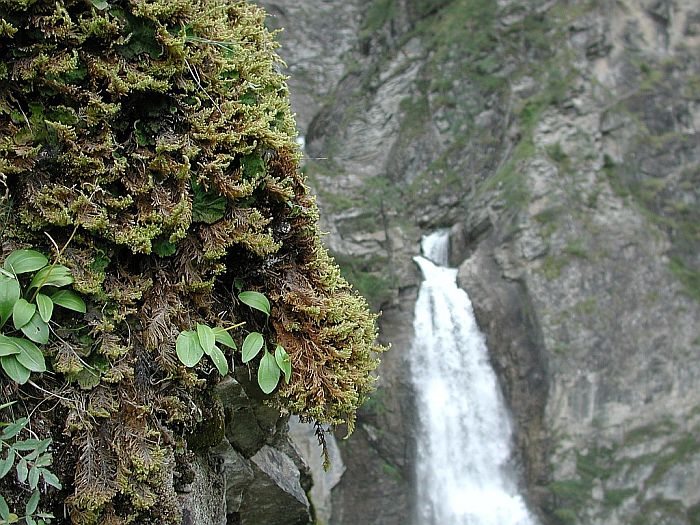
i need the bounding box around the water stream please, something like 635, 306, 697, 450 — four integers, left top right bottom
410, 230, 537, 525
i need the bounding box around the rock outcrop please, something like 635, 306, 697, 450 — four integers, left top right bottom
262, 0, 700, 523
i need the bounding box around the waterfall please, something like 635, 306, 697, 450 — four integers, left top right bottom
410, 230, 537, 525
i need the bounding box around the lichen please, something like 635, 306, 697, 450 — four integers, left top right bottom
0, 0, 385, 522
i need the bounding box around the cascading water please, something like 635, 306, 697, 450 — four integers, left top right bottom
410, 230, 538, 525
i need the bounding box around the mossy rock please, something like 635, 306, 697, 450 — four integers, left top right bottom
0, 0, 384, 522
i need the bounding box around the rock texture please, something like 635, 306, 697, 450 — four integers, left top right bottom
179, 377, 312, 525
261, 0, 700, 524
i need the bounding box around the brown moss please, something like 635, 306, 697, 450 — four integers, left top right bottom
0, 0, 384, 522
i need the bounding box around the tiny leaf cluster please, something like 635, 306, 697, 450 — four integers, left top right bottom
0, 403, 60, 525
239, 291, 291, 394
0, 250, 85, 384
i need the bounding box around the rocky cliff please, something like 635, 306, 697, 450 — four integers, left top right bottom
261, 0, 700, 523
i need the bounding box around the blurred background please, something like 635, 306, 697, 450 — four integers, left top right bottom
258, 1, 700, 524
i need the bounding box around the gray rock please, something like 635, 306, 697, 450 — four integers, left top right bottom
238, 446, 311, 525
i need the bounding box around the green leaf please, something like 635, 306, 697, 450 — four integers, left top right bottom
16, 457, 28, 483
34, 453, 52, 468
26, 516, 37, 525
274, 344, 292, 384
13, 338, 46, 373
191, 181, 226, 224
0, 276, 20, 327
28, 466, 40, 490
7, 513, 19, 523
39, 468, 61, 489
257, 351, 280, 394
212, 327, 236, 349
71, 367, 100, 390
35, 294, 53, 323
0, 417, 27, 440
241, 332, 264, 363
49, 289, 85, 313
1, 356, 30, 385
0, 493, 8, 520
208, 345, 229, 376
175, 330, 203, 367
12, 299, 36, 329
91, 0, 109, 10
196, 324, 216, 354
0, 451, 14, 478
153, 238, 177, 257
239, 291, 270, 316
28, 265, 73, 290
20, 313, 49, 344
13, 439, 40, 451
3, 250, 48, 275
0, 335, 20, 357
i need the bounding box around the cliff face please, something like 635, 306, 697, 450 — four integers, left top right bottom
261, 0, 700, 524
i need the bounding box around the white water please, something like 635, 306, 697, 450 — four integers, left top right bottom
410, 230, 537, 525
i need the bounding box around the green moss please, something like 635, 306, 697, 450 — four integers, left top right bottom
541, 255, 569, 279
0, 1, 384, 522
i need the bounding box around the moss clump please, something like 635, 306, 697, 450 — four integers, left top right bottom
0, 0, 384, 522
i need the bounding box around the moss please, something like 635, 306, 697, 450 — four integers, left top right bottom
0, 0, 384, 522
540, 255, 569, 280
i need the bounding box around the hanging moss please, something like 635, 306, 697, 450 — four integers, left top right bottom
0, 0, 384, 522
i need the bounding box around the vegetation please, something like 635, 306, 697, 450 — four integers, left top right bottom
0, 0, 384, 522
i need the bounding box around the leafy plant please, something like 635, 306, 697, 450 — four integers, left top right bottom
0, 402, 59, 525
174, 291, 292, 394
238, 291, 291, 394
176, 324, 237, 376
0, 250, 85, 384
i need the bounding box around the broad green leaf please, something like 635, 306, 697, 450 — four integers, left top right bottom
0, 494, 8, 520
196, 323, 216, 354
257, 351, 280, 394
39, 468, 61, 489
13, 338, 46, 373
50, 289, 86, 313
34, 453, 52, 468
0, 335, 20, 357
208, 345, 229, 376
274, 345, 292, 384
13, 439, 40, 451
0, 452, 14, 478
36, 293, 53, 323
0, 276, 20, 327
7, 513, 19, 523
3, 250, 47, 275
1, 356, 30, 384
175, 330, 203, 367
29, 265, 73, 290
28, 466, 40, 490
241, 332, 264, 363
239, 291, 270, 316
212, 327, 236, 349
0, 417, 27, 440
13, 298, 36, 329
16, 457, 28, 483
26, 516, 37, 525
20, 313, 49, 344
0, 268, 12, 278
